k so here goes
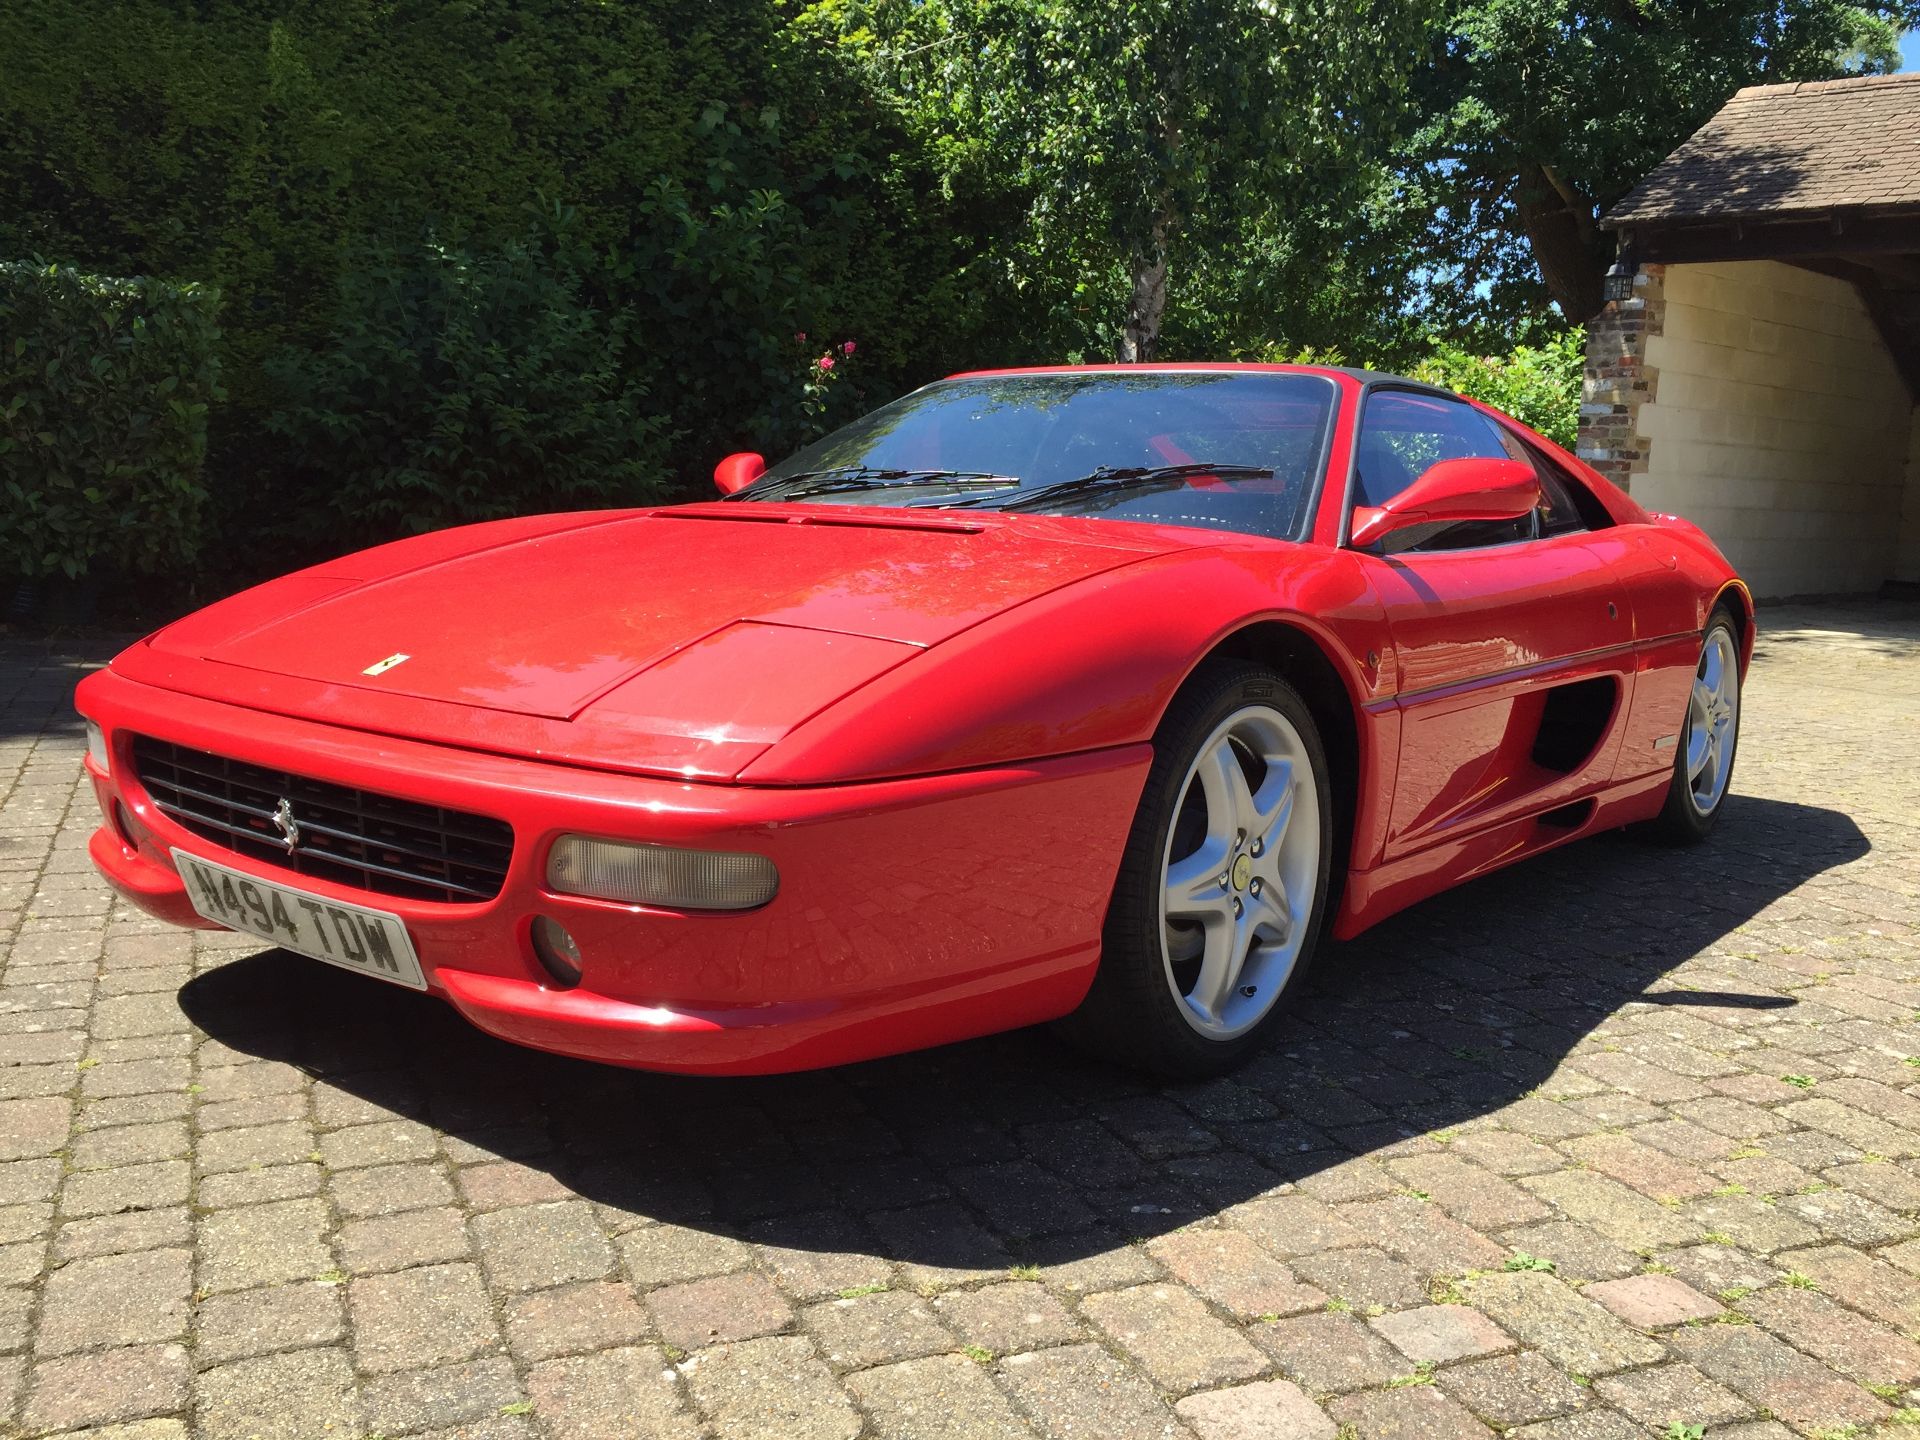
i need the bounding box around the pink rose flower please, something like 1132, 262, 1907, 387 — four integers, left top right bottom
817, 355, 835, 372
842, 340, 856, 357
794, 331, 807, 343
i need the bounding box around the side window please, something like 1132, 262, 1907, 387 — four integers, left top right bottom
1525, 443, 1614, 534
1352, 392, 1528, 554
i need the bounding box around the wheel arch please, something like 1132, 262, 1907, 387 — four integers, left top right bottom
1179, 618, 1365, 881
1713, 580, 1756, 673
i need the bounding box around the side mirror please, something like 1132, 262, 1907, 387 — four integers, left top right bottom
713, 452, 766, 497
1349, 456, 1542, 549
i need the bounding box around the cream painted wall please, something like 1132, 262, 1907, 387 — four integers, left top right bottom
1635, 259, 1915, 598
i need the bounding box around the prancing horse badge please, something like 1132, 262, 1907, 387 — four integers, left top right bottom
362, 653, 411, 677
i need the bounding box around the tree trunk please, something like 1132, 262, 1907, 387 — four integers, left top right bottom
1118, 240, 1169, 363
1515, 163, 1606, 323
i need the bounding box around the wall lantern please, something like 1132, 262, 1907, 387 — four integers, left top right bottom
1603, 236, 1638, 303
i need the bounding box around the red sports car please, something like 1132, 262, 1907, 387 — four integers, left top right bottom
77, 365, 1749, 1077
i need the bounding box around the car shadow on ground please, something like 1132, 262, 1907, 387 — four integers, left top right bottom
178, 792, 1868, 1268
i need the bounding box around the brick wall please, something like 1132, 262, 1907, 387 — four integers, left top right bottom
1582, 259, 1918, 598
1578, 264, 1665, 492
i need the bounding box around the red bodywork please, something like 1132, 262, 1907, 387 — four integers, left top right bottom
77, 365, 1751, 1073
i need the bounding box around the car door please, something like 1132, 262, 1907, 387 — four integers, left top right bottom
1345, 391, 1637, 861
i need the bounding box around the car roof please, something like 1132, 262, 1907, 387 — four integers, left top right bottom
944, 362, 1459, 401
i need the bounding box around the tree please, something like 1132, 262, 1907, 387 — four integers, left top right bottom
1407, 0, 1918, 324
888, 0, 1437, 362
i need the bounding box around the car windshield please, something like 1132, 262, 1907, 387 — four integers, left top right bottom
740, 371, 1338, 540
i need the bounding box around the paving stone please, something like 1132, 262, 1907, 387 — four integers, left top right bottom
804, 1290, 951, 1368
683, 1335, 859, 1440
1174, 1378, 1332, 1440
350, 1262, 500, 1372
867, 1203, 1013, 1290
1655, 1242, 1781, 1298
1369, 1304, 1514, 1364
620, 1222, 754, 1286
1462, 1271, 1665, 1374
1495, 1220, 1640, 1281
1250, 1312, 1404, 1393
194, 1282, 345, 1366
996, 1342, 1189, 1440
846, 1353, 1036, 1440
1581, 1272, 1722, 1328
197, 1163, 321, 1210
649, 1271, 793, 1351
1773, 1243, 1920, 1328
61, 1159, 189, 1218
1224, 1194, 1365, 1258
458, 1159, 575, 1210
472, 1199, 614, 1291
1503, 1413, 1645, 1440
1083, 1283, 1267, 1393
1388, 1153, 1551, 1227
54, 1205, 190, 1261
1671, 1323, 1888, 1431
195, 1347, 358, 1440
1436, 1350, 1589, 1426
505, 1280, 651, 1361
1737, 1284, 1920, 1383
337, 1203, 470, 1273
1681, 1193, 1821, 1253
1521, 1170, 1703, 1249
1593, 1362, 1752, 1430
22, 1344, 189, 1431
934, 1281, 1082, 1354
526, 1346, 699, 1440
361, 1355, 521, 1434
197, 1196, 331, 1293
1289, 1246, 1428, 1311
329, 1161, 455, 1217
1327, 1384, 1493, 1439
747, 1211, 892, 1301
37, 1246, 191, 1355
317, 1118, 438, 1169
1336, 1195, 1507, 1276
1146, 1227, 1325, 1319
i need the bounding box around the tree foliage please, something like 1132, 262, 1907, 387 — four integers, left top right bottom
1401, 0, 1918, 324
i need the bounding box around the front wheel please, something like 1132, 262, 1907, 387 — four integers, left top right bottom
1062, 660, 1334, 1078
1649, 608, 1743, 843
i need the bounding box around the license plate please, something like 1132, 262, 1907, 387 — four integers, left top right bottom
173, 849, 427, 991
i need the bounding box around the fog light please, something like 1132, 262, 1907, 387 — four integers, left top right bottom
547, 836, 779, 911
110, 799, 142, 849
86, 720, 109, 773
529, 915, 583, 988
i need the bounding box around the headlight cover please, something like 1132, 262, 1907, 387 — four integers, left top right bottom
86, 720, 110, 773
547, 836, 779, 911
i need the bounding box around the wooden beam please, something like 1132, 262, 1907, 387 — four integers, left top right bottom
1633, 212, 1920, 265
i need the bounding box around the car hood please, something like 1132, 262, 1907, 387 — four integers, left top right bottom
124, 504, 1183, 779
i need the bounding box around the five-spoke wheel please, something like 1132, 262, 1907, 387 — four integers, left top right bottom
1160, 705, 1321, 1040
1063, 660, 1332, 1077
1653, 606, 1743, 842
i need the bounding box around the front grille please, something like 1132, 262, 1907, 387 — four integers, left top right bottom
131, 737, 514, 904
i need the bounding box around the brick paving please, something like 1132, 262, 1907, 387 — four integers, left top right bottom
2, 599, 1918, 1439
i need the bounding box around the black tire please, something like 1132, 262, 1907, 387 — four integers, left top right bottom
1060, 659, 1335, 1079
1648, 605, 1743, 844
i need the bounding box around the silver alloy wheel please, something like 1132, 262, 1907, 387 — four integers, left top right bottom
1158, 703, 1321, 1040
1685, 624, 1741, 815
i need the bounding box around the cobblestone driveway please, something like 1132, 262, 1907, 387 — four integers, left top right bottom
3, 601, 1918, 1440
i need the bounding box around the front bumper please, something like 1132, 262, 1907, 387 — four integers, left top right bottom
77, 668, 1149, 1074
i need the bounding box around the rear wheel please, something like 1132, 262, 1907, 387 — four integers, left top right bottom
1063, 660, 1333, 1078
1650, 607, 1743, 843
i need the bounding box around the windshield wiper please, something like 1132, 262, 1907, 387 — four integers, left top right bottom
951, 462, 1276, 512
736, 466, 1020, 502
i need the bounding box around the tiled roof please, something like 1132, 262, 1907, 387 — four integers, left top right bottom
1606, 71, 1920, 226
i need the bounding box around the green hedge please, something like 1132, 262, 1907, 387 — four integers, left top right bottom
265, 233, 674, 543
0, 262, 222, 580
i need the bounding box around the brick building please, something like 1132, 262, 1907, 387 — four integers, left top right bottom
1581, 72, 1920, 598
